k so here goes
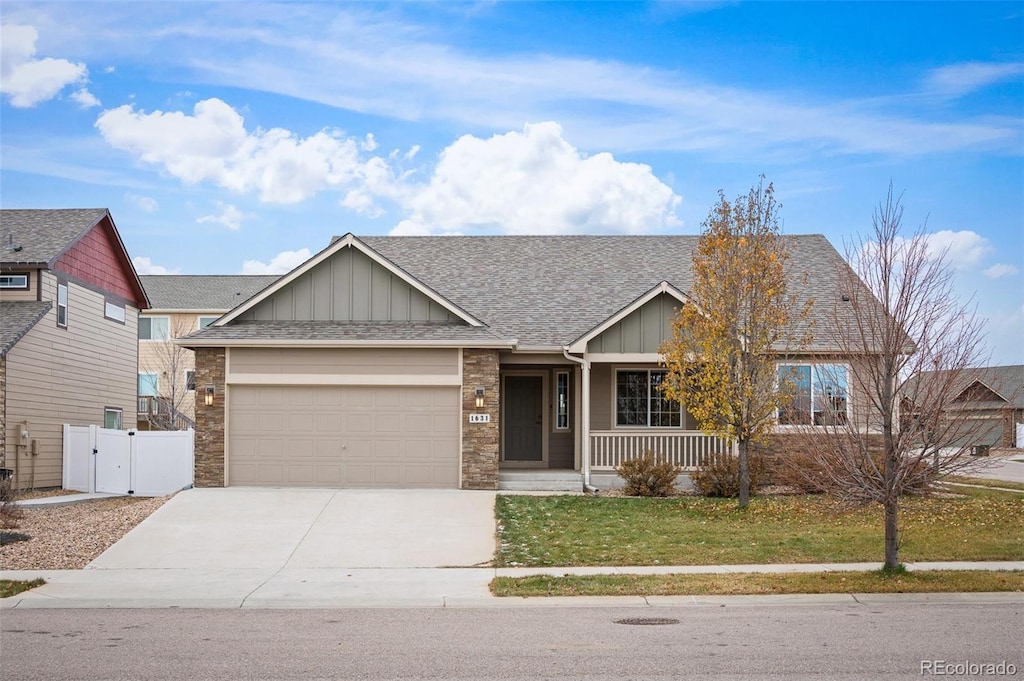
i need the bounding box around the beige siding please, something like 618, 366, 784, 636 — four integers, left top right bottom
0, 268, 39, 302
229, 348, 459, 376
138, 312, 211, 421
238, 247, 455, 322
3, 271, 139, 488
587, 294, 680, 354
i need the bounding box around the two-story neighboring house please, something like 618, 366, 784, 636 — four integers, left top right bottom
0, 209, 149, 489
137, 275, 279, 431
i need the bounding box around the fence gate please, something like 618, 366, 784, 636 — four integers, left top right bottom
63, 425, 193, 496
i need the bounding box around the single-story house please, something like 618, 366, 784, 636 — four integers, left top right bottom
1, 208, 149, 488
911, 365, 1023, 449
181, 233, 872, 491
137, 274, 279, 431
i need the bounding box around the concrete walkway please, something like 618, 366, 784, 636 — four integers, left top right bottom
2, 561, 1021, 610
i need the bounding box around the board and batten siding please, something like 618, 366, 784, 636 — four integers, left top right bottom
237, 247, 455, 322
3, 271, 139, 488
587, 294, 680, 354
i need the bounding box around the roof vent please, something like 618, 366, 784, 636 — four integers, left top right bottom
841, 294, 851, 302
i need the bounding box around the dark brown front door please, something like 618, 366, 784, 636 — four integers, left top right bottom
504, 375, 543, 462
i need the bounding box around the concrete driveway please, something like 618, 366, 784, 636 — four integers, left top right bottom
89, 488, 497, 570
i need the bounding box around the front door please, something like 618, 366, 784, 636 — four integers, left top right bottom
503, 375, 544, 464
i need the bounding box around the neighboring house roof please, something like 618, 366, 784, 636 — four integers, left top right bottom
141, 275, 281, 311
0, 301, 52, 357
907, 365, 1024, 412
181, 233, 878, 351
0, 208, 149, 309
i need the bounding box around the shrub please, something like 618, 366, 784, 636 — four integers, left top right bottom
615, 451, 682, 497
0, 475, 24, 530
691, 451, 767, 498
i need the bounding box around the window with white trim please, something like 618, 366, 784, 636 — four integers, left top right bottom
198, 316, 218, 329
615, 369, 681, 427
555, 371, 570, 430
104, 408, 123, 430
56, 283, 68, 328
778, 363, 849, 426
105, 301, 126, 323
138, 373, 159, 397
185, 370, 196, 392
138, 316, 170, 340
0, 273, 29, 289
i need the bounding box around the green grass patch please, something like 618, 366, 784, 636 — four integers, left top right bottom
491, 570, 1024, 597
0, 578, 45, 598
943, 476, 1024, 492
494, 487, 1024, 567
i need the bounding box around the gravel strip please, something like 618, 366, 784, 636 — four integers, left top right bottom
0, 495, 171, 570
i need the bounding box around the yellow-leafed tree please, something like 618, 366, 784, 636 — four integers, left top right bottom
661, 178, 809, 508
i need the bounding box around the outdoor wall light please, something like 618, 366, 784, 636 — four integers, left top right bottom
475, 387, 485, 408
204, 385, 216, 406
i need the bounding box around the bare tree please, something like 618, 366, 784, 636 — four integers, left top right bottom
140, 316, 196, 430
784, 184, 988, 570
661, 178, 810, 508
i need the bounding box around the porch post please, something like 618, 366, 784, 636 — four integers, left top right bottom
563, 348, 591, 487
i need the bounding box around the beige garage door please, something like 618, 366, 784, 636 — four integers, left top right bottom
228, 385, 460, 488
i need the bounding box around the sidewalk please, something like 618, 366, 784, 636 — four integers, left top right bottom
3, 561, 1021, 610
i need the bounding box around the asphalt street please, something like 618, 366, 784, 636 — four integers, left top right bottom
2, 600, 1021, 680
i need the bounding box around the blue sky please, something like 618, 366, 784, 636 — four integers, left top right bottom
2, 2, 1022, 364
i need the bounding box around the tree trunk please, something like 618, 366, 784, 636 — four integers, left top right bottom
883, 494, 900, 570
737, 438, 750, 509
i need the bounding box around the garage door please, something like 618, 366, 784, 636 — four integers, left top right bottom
228, 385, 460, 488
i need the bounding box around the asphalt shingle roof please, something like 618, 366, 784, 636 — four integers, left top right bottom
922, 365, 1024, 411
1, 209, 108, 265
141, 275, 281, 311
0, 301, 52, 356
183, 321, 510, 345
359, 234, 863, 349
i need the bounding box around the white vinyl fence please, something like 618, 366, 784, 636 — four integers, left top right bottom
62, 425, 194, 497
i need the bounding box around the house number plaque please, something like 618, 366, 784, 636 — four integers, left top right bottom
468, 414, 491, 424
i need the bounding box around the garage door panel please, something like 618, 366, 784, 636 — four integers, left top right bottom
229, 385, 459, 488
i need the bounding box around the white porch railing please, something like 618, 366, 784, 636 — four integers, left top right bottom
590, 430, 730, 470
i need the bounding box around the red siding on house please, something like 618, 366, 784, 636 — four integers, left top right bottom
53, 219, 139, 303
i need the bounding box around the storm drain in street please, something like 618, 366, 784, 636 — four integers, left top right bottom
613, 618, 680, 626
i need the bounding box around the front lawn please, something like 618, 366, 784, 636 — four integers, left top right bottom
0, 578, 45, 598
494, 487, 1023, 567
491, 570, 1024, 597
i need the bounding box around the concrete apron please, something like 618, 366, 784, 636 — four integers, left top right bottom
2, 487, 499, 608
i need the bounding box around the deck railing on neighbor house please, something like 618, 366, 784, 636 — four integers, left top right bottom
589, 430, 731, 470
137, 396, 196, 431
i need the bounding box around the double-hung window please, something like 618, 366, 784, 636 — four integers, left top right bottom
56, 283, 68, 328
777, 363, 849, 425
615, 369, 681, 427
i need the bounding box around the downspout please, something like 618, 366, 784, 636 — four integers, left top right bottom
562, 348, 595, 492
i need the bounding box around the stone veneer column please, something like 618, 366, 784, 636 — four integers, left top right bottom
0, 356, 6, 469
461, 348, 500, 489
193, 347, 226, 487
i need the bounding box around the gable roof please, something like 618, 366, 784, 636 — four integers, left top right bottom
0, 301, 52, 357
0, 208, 149, 309
568, 281, 689, 353
912, 365, 1024, 411
141, 275, 280, 311
361, 234, 852, 349
216, 234, 484, 327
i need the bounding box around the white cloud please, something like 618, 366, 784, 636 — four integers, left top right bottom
0, 24, 89, 107
96, 98, 395, 205
70, 88, 100, 108
925, 62, 1024, 98
132, 256, 179, 275
921, 230, 992, 270
241, 248, 312, 275
197, 202, 246, 230
125, 193, 159, 212
392, 122, 680, 235
983, 263, 1019, 279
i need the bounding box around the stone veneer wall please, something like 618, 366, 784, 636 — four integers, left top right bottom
461, 348, 500, 489
194, 347, 226, 487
